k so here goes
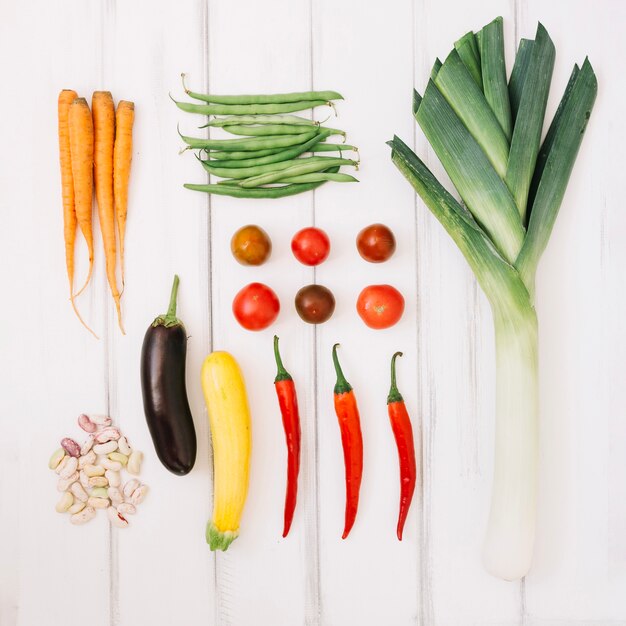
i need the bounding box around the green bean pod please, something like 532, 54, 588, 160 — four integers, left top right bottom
204, 131, 332, 168
223, 124, 344, 138
183, 88, 343, 105
180, 130, 318, 151
278, 172, 358, 184
309, 142, 359, 153
184, 181, 326, 198
204, 115, 318, 127
173, 98, 329, 116
207, 147, 288, 160
200, 156, 336, 180
240, 158, 357, 188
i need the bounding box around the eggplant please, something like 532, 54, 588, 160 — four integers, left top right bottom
141, 275, 197, 475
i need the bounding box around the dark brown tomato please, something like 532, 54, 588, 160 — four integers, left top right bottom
231, 224, 272, 266
295, 284, 335, 324
356, 223, 396, 263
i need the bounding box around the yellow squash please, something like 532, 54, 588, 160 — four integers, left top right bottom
201, 351, 252, 551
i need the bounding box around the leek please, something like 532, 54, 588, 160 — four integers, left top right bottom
389, 18, 597, 580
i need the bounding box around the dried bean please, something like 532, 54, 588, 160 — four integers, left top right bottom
101, 458, 122, 471
88, 414, 112, 426
48, 448, 66, 470
71, 506, 96, 524
88, 476, 108, 488
61, 438, 81, 458
123, 479, 139, 499
79, 470, 90, 489
108, 452, 127, 466
68, 501, 86, 514
117, 502, 136, 516
78, 414, 97, 433
84, 464, 105, 477
70, 482, 88, 502
108, 486, 123, 506
94, 427, 121, 444
93, 441, 118, 455
80, 436, 95, 456
55, 492, 74, 513
78, 450, 96, 469
105, 470, 121, 487
88, 497, 110, 509
107, 506, 129, 528
57, 473, 79, 491
117, 436, 131, 456
130, 485, 149, 505
59, 456, 78, 479
127, 451, 143, 476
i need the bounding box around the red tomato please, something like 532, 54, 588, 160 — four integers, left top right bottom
232, 282, 280, 331
356, 223, 396, 263
291, 227, 330, 266
356, 285, 405, 329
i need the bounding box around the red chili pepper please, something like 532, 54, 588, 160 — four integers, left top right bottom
387, 352, 416, 540
332, 343, 363, 539
273, 336, 301, 537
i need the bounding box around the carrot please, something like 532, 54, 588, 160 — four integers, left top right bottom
92, 91, 124, 333
68, 97, 95, 300
113, 100, 134, 290
59, 90, 97, 338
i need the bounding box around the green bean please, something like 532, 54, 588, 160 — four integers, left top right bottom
240, 158, 357, 188
203, 115, 318, 128
200, 156, 338, 180
179, 129, 318, 151
203, 130, 332, 168
173, 97, 329, 116
310, 142, 359, 153
207, 146, 287, 160
184, 181, 326, 198
181, 79, 343, 104
277, 172, 359, 184
223, 124, 345, 138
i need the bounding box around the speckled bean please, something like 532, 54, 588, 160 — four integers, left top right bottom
70, 482, 88, 502
130, 485, 148, 505
57, 473, 79, 492
78, 450, 96, 469
94, 427, 121, 444
80, 436, 95, 456
71, 506, 96, 524
88, 496, 110, 509
55, 492, 74, 513
84, 464, 105, 477
107, 506, 129, 528
78, 414, 97, 433
117, 436, 131, 456
127, 451, 143, 476
93, 441, 118, 455
88, 476, 108, 488
48, 448, 66, 470
122, 479, 139, 499
105, 470, 121, 487
117, 502, 136, 516
59, 456, 78, 479
88, 414, 112, 426
101, 458, 122, 471
61, 438, 81, 458
68, 501, 86, 515
79, 470, 90, 489
108, 486, 123, 506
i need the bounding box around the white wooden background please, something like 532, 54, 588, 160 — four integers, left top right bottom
1, 0, 624, 624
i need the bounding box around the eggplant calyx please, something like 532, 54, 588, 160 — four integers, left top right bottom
152, 275, 183, 328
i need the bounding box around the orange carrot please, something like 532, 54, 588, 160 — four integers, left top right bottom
59, 90, 97, 338
93, 91, 124, 333
68, 97, 95, 299
113, 100, 134, 290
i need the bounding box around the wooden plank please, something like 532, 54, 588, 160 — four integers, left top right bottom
519, 0, 626, 621
311, 1, 421, 624
0, 1, 110, 625
413, 3, 523, 624
204, 1, 319, 624
105, 0, 216, 624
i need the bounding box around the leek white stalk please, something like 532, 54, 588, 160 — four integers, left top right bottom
389, 17, 597, 579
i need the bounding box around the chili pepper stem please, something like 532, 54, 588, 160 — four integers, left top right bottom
332, 343, 352, 394
387, 352, 404, 404
153, 275, 182, 328
273, 336, 292, 382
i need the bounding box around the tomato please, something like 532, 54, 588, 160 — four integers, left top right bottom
356, 223, 396, 263
232, 282, 280, 331
295, 284, 335, 324
231, 225, 272, 266
356, 285, 405, 329
291, 227, 330, 266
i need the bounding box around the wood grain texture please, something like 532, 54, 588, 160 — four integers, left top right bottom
1, 0, 624, 625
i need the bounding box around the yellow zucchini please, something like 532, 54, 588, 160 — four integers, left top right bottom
201, 351, 252, 551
